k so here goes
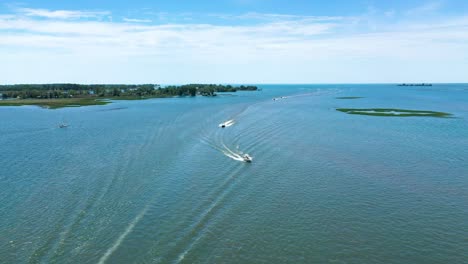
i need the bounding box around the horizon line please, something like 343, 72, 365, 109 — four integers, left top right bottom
1, 82, 467, 86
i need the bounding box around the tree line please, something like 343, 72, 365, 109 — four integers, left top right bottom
0, 84, 258, 100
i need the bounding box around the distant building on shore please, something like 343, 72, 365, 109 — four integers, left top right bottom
397, 83, 432, 86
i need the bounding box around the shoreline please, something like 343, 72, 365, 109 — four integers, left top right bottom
0, 84, 258, 109
0, 94, 226, 109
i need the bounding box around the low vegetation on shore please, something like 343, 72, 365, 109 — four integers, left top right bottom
0, 84, 258, 108
0, 98, 111, 109
336, 108, 452, 118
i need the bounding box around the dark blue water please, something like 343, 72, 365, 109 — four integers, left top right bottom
1, 84, 467, 263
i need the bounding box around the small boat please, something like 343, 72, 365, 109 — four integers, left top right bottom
243, 154, 252, 163
219, 120, 234, 128
59, 123, 69, 128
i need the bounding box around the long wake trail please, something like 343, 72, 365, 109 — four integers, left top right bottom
96, 119, 176, 264
97, 206, 149, 264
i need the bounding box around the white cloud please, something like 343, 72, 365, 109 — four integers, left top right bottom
211, 12, 345, 22
405, 1, 444, 16
123, 18, 152, 23
384, 10, 396, 18
1, 7, 467, 83
17, 8, 110, 19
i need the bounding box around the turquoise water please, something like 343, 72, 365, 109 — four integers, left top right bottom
1, 84, 467, 263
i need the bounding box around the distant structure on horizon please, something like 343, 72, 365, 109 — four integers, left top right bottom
397, 83, 433, 87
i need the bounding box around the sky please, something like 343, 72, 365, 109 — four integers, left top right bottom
1, 0, 468, 84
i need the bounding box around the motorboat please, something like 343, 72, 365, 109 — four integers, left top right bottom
219, 120, 234, 128
59, 123, 69, 128
243, 154, 252, 163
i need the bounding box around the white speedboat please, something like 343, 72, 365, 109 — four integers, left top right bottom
219, 120, 234, 128
243, 154, 252, 163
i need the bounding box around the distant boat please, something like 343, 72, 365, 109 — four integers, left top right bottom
59, 123, 69, 128
243, 154, 252, 163
273, 96, 287, 101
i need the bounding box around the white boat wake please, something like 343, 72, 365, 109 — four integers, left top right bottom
219, 119, 235, 128
221, 150, 244, 162
221, 143, 252, 162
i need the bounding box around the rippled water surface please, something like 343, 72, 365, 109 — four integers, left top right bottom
1, 84, 467, 263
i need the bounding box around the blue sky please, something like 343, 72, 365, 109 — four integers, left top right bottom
1, 0, 468, 83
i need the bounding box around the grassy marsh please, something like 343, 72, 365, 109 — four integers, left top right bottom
336, 108, 452, 118
0, 98, 110, 109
